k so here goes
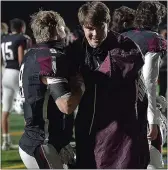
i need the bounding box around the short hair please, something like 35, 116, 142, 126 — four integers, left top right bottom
134, 1, 167, 30
78, 1, 111, 27
155, 2, 167, 22
111, 6, 135, 33
10, 18, 25, 33
1, 22, 8, 34
30, 10, 66, 43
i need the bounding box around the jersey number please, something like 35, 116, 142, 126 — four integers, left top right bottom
1, 42, 14, 61
19, 64, 25, 99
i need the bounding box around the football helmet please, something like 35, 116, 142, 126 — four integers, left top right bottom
12, 92, 24, 115
156, 96, 167, 145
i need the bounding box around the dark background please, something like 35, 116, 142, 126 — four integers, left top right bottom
1, 1, 167, 39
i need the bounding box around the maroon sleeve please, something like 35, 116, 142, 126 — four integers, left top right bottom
147, 35, 167, 53
37, 52, 70, 78
37, 56, 53, 76
37, 54, 71, 100
110, 35, 144, 79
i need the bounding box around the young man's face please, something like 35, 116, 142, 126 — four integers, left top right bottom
83, 22, 108, 48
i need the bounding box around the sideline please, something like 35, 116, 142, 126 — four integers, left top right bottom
10, 131, 23, 136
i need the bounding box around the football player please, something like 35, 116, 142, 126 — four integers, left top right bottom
1, 22, 9, 83
18, 10, 84, 169
111, 2, 167, 168
158, 24, 167, 98
1, 18, 27, 150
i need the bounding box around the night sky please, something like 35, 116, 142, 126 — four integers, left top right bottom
1, 1, 167, 38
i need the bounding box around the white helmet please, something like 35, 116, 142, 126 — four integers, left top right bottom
159, 112, 167, 145
156, 96, 167, 145
156, 95, 167, 113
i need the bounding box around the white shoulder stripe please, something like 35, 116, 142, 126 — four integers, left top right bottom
46, 77, 68, 84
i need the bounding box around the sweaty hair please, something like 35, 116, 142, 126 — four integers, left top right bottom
1, 22, 8, 34
111, 6, 135, 33
134, 1, 167, 30
30, 10, 66, 43
10, 18, 25, 33
78, 1, 111, 27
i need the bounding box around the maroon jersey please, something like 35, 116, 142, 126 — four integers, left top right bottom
19, 40, 74, 157
122, 29, 167, 56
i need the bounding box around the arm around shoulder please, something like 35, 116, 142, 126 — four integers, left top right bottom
41, 75, 85, 114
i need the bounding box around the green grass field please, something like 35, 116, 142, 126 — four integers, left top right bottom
1, 114, 168, 169
1, 114, 26, 169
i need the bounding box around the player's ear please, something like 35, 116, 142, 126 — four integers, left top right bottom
56, 26, 66, 39
21, 26, 26, 34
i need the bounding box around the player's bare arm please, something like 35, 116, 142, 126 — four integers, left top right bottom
41, 75, 85, 114
18, 45, 24, 65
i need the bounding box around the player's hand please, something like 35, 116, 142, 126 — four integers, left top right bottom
147, 124, 158, 141
59, 144, 75, 164
65, 33, 75, 46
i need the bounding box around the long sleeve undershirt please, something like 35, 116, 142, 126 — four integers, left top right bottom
142, 52, 161, 124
